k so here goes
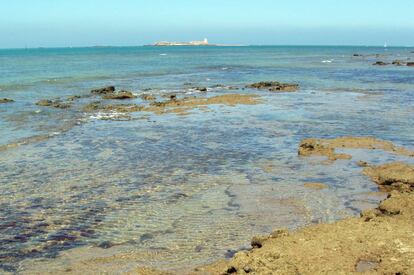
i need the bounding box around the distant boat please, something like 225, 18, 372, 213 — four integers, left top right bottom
384, 42, 388, 48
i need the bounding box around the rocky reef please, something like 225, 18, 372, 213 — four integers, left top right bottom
102, 90, 137, 100
246, 81, 299, 92
298, 136, 414, 162
189, 139, 414, 275
363, 162, 414, 192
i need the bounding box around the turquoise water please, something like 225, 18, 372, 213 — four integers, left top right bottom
0, 46, 414, 273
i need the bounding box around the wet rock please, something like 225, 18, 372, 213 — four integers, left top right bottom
97, 241, 114, 249
357, 161, 369, 167
225, 266, 237, 274
36, 99, 71, 109
91, 86, 115, 94
102, 90, 137, 100
363, 162, 414, 192
353, 54, 362, 57
0, 98, 14, 103
299, 137, 414, 162
392, 60, 405, 66
194, 245, 204, 252
251, 235, 268, 249
139, 233, 154, 243
140, 94, 156, 100
247, 81, 299, 92
82, 102, 143, 113
67, 95, 82, 101
373, 61, 389, 66
195, 87, 208, 92
407, 62, 414, 67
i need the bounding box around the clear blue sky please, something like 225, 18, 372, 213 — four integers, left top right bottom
1, 0, 414, 48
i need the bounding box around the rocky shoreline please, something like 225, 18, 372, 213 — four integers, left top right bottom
136, 137, 414, 275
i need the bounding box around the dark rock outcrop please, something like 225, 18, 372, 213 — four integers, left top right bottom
407, 62, 414, 67
102, 90, 136, 100
91, 86, 115, 94
392, 60, 405, 66
373, 61, 389, 66
247, 81, 299, 92
0, 98, 14, 103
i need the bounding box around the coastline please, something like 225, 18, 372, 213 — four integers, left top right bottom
142, 138, 414, 275
2, 47, 414, 274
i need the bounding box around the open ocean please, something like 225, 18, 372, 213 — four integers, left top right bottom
0, 46, 414, 273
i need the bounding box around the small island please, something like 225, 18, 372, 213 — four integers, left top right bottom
153, 38, 215, 46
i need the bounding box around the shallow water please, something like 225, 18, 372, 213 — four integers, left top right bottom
0, 46, 414, 273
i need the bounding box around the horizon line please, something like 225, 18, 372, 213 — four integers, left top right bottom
1, 44, 414, 50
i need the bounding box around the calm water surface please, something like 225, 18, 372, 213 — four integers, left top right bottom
0, 46, 413, 273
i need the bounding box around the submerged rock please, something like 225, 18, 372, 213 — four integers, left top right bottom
82, 101, 143, 113
97, 241, 114, 249
91, 86, 115, 94
36, 99, 71, 109
195, 160, 414, 275
303, 182, 328, 190
247, 81, 299, 92
67, 95, 82, 101
102, 90, 137, 100
0, 98, 14, 103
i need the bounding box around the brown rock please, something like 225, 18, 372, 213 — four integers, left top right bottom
298, 137, 414, 162
407, 62, 414, 67
140, 94, 156, 101
247, 81, 299, 92
0, 98, 14, 103
363, 162, 414, 192
91, 86, 115, 94
356, 160, 369, 167
36, 99, 71, 109
102, 90, 136, 100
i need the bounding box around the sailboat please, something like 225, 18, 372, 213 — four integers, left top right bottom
384, 42, 388, 48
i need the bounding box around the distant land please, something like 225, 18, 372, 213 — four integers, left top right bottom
149, 38, 241, 47
152, 38, 213, 46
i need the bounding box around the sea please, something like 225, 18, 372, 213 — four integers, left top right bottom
0, 46, 413, 273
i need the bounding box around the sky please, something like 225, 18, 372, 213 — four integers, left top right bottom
1, 0, 414, 48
